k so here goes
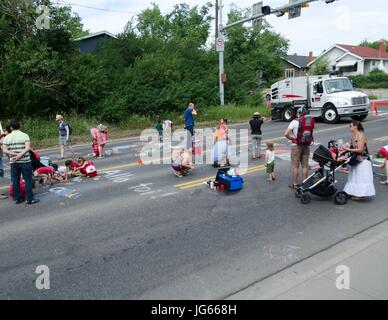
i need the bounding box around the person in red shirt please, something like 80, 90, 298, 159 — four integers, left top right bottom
65, 160, 81, 179
77, 157, 97, 178
376, 146, 388, 185
34, 166, 54, 186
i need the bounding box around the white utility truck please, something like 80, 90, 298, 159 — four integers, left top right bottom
267, 75, 370, 124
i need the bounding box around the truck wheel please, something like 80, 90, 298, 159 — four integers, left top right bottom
282, 107, 295, 122
351, 114, 368, 122
322, 105, 339, 124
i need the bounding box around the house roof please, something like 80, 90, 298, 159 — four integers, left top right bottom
74, 30, 117, 42
337, 44, 388, 59
283, 55, 311, 69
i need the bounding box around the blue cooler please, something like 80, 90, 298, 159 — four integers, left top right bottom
215, 168, 244, 191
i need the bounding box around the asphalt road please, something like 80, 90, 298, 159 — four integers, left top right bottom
1, 111, 388, 299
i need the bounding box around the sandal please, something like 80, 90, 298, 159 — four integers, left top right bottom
380, 181, 388, 185
289, 184, 297, 189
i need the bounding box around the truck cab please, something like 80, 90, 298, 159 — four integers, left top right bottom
268, 75, 370, 124
310, 77, 370, 124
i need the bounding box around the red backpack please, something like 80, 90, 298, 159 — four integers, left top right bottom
297, 115, 315, 146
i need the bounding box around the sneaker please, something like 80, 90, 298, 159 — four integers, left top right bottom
15, 199, 24, 204
174, 172, 183, 178
26, 199, 40, 205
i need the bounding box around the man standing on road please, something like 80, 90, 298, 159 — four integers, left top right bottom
249, 112, 269, 160
2, 120, 39, 205
284, 107, 314, 189
184, 102, 197, 150
56, 114, 74, 160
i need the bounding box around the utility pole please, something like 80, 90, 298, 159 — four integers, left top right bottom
218, 0, 225, 106
215, 0, 219, 40
216, 0, 338, 106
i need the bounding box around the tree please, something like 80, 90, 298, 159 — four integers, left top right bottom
310, 57, 330, 75
0, 1, 291, 121
0, 0, 89, 118
224, 7, 289, 105
359, 39, 388, 52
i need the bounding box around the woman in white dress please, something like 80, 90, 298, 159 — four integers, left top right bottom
342, 121, 376, 201
212, 118, 229, 167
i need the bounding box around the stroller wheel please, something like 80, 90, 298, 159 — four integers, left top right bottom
300, 194, 311, 205
295, 189, 303, 198
334, 191, 348, 205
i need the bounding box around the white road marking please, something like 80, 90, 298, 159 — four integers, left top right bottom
159, 192, 179, 198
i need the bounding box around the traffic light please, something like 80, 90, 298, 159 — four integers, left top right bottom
261, 5, 271, 15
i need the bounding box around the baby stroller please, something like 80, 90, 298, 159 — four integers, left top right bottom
295, 144, 353, 205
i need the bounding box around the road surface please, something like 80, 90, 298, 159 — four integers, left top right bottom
0, 112, 388, 299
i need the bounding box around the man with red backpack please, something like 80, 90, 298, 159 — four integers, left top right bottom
284, 107, 315, 189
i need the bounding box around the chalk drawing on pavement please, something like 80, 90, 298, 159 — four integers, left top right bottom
103, 170, 134, 183
49, 187, 81, 199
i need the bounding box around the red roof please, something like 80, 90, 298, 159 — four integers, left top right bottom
337, 44, 388, 59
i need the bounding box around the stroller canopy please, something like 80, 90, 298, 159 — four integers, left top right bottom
313, 145, 336, 167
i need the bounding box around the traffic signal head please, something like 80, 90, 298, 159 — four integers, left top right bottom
261, 6, 272, 15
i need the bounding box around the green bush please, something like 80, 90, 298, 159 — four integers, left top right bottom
350, 70, 388, 89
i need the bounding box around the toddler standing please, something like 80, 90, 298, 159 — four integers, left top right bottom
265, 142, 275, 182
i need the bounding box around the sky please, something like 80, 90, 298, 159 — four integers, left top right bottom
55, 0, 388, 56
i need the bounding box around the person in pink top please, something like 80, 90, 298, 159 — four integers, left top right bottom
376, 145, 388, 185
90, 124, 108, 159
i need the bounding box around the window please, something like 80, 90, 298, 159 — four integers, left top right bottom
285, 68, 295, 78
372, 61, 376, 66
339, 63, 358, 73
324, 78, 354, 94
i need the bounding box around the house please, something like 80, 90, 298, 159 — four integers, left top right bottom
282, 52, 314, 78
308, 41, 388, 76
74, 31, 117, 53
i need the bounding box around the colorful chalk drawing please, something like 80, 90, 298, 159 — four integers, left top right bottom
103, 170, 134, 183
49, 187, 81, 199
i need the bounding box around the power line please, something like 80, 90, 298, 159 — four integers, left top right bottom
54, 0, 140, 14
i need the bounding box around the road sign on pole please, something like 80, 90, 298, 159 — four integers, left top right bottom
252, 2, 263, 27
288, 0, 301, 19
216, 35, 225, 52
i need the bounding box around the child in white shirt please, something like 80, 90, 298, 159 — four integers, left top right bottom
265, 142, 275, 181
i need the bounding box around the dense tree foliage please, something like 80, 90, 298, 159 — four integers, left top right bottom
309, 57, 330, 75
0, 1, 289, 122
359, 39, 388, 52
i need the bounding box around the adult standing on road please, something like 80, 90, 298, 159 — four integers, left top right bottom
0, 123, 8, 200
56, 114, 74, 160
212, 118, 229, 167
284, 107, 314, 189
184, 102, 197, 150
91, 124, 108, 159
249, 112, 269, 160
2, 120, 39, 205
342, 121, 375, 201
